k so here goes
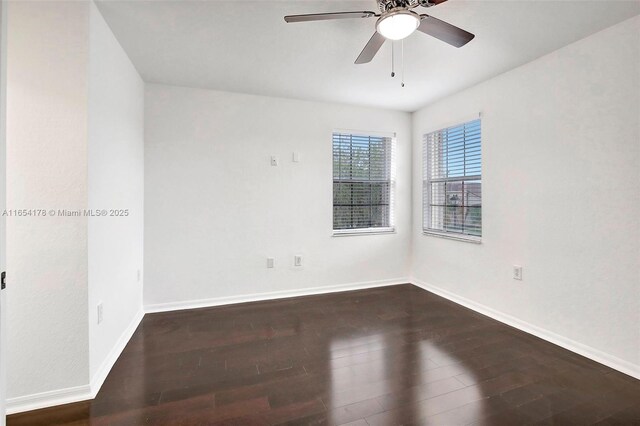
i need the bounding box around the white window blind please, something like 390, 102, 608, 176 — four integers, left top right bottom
423, 119, 481, 238
333, 132, 395, 232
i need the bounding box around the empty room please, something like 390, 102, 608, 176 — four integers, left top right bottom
0, 0, 639, 424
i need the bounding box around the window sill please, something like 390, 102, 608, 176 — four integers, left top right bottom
422, 230, 482, 244
333, 227, 396, 237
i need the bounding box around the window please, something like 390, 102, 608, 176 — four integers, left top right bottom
333, 132, 395, 234
423, 119, 481, 240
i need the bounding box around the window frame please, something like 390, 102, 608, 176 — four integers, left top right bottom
332, 129, 396, 237
422, 118, 482, 244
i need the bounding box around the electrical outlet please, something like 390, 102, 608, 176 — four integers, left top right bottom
137, 269, 141, 282
513, 265, 523, 281
294, 255, 303, 267
97, 302, 103, 324
267, 257, 275, 268
270, 155, 279, 166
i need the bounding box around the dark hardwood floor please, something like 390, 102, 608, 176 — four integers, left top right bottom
8, 284, 640, 425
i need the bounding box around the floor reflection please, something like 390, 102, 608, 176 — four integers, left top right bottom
328, 316, 483, 424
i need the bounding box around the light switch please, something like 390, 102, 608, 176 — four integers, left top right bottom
292, 152, 300, 163
267, 257, 275, 268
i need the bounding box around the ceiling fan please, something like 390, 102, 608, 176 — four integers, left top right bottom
284, 0, 475, 64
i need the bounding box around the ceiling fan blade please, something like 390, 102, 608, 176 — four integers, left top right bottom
355, 32, 386, 64
284, 11, 376, 23
417, 15, 475, 47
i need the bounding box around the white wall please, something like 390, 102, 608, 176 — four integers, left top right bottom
6, 1, 90, 398
5, 0, 144, 410
144, 85, 412, 308
411, 16, 640, 373
88, 1, 144, 390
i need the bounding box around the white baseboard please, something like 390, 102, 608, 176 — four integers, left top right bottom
411, 278, 640, 380
6, 309, 144, 415
90, 309, 144, 397
6, 384, 92, 415
144, 278, 410, 314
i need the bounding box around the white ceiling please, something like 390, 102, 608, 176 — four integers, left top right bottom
95, 0, 640, 112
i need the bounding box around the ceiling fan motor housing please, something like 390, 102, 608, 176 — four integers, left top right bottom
377, 0, 419, 13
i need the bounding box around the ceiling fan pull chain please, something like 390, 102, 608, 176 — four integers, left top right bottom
391, 41, 395, 77
401, 39, 405, 88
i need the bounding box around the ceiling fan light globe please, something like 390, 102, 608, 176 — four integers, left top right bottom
376, 11, 420, 41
